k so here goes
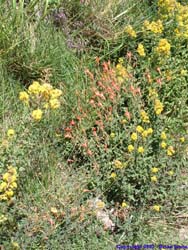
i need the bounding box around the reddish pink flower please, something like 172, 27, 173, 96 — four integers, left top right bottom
64, 127, 72, 132
156, 78, 162, 86
87, 149, 93, 156
81, 142, 88, 148
70, 120, 76, 126
125, 110, 131, 120
64, 132, 72, 139
67, 159, 74, 163
156, 67, 161, 74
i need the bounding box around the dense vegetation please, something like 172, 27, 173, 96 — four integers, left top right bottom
0, 0, 188, 249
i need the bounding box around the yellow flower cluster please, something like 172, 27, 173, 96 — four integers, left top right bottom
116, 62, 129, 83
151, 175, 157, 182
114, 160, 123, 169
121, 201, 127, 208
158, 0, 177, 16
19, 91, 29, 104
168, 170, 174, 176
7, 128, 15, 138
0, 166, 18, 201
175, 4, 188, 39
167, 146, 175, 156
128, 144, 134, 153
127, 125, 153, 154
136, 125, 144, 133
114, 160, 127, 169
137, 146, 144, 154
19, 81, 62, 121
124, 25, 137, 38
137, 43, 146, 57
160, 131, 167, 148
180, 137, 185, 143
31, 109, 43, 121
161, 131, 167, 140
161, 141, 167, 149
153, 205, 161, 212
151, 167, 159, 173
154, 99, 164, 115
151, 167, 159, 182
158, 0, 188, 39
110, 172, 117, 179
0, 214, 7, 224
128, 144, 145, 154
140, 110, 150, 123
148, 88, 158, 99
155, 39, 171, 56
131, 132, 137, 141
144, 20, 164, 34
135, 125, 153, 138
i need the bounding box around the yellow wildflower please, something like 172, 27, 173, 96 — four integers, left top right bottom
110, 133, 115, 139
10, 182, 17, 189
155, 39, 171, 56
96, 201, 105, 209
161, 141, 167, 149
121, 119, 127, 124
3, 173, 10, 182
121, 201, 127, 208
151, 167, 159, 173
142, 130, 148, 138
7, 129, 15, 138
181, 69, 187, 76
128, 144, 134, 153
147, 128, 153, 134
149, 88, 158, 99
39, 84, 53, 100
161, 132, 167, 140
43, 103, 49, 109
19, 91, 29, 104
28, 81, 41, 95
5, 190, 14, 198
153, 205, 161, 212
144, 19, 164, 34
137, 43, 146, 57
140, 110, 150, 123
137, 146, 144, 154
151, 176, 157, 182
31, 109, 43, 121
124, 25, 137, 38
131, 132, 138, 141
49, 98, 60, 109
154, 99, 164, 115
110, 172, 117, 179
136, 125, 144, 133
114, 160, 123, 169
0, 182, 7, 192
11, 242, 20, 250
50, 89, 62, 99
0, 194, 8, 201
116, 63, 129, 80
180, 137, 185, 143
168, 170, 174, 176
167, 146, 175, 156
0, 214, 7, 224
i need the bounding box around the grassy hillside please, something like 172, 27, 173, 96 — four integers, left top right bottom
0, 0, 188, 249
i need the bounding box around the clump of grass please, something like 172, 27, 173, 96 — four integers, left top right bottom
1, 0, 188, 248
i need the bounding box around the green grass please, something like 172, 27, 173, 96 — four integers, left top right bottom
0, 0, 188, 249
